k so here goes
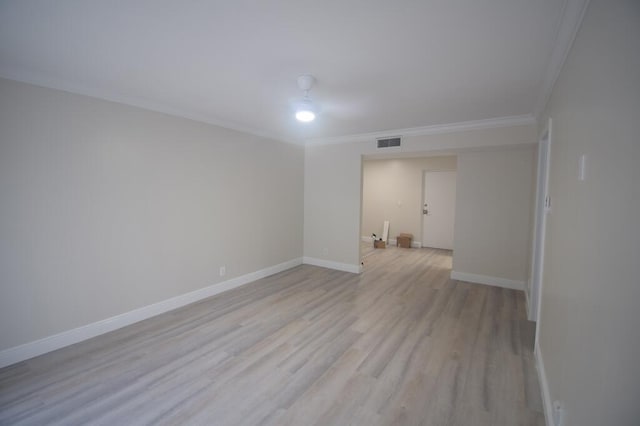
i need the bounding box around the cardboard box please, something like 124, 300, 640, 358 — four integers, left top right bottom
374, 240, 386, 249
396, 233, 413, 248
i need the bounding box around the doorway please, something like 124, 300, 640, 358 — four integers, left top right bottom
360, 155, 457, 266
422, 171, 457, 250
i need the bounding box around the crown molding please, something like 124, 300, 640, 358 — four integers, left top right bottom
1, 72, 541, 148
534, 0, 591, 118
0, 71, 298, 145
1, 2, 588, 147
304, 114, 537, 146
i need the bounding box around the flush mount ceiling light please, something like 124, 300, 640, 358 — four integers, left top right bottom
295, 74, 317, 122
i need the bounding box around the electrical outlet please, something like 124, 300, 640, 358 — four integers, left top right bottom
219, 266, 226, 277
553, 400, 565, 426
322, 248, 329, 256
578, 154, 587, 181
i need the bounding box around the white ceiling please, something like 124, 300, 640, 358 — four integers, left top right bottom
0, 1, 568, 143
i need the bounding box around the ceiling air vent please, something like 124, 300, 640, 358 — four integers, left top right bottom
377, 137, 401, 148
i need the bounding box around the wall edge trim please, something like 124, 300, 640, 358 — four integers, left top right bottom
535, 342, 555, 426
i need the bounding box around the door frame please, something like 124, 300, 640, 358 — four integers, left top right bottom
421, 169, 457, 250
529, 118, 552, 324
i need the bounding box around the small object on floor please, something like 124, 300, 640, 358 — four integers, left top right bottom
396, 233, 413, 248
374, 240, 386, 249
382, 220, 390, 243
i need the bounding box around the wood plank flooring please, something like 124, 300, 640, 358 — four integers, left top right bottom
0, 247, 545, 425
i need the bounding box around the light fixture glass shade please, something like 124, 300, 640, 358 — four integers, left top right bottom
295, 97, 316, 122
296, 109, 316, 122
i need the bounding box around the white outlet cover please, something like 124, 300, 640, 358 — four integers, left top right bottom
553, 400, 565, 426
578, 154, 586, 181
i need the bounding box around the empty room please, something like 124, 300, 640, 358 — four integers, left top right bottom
0, 1, 638, 425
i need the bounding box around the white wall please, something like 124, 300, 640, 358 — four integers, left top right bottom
536, 1, 640, 424
304, 142, 363, 268
304, 125, 536, 271
0, 78, 304, 352
361, 156, 457, 244
452, 147, 535, 286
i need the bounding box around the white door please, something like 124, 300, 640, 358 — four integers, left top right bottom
422, 171, 457, 250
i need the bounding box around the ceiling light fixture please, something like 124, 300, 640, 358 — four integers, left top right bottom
295, 74, 316, 122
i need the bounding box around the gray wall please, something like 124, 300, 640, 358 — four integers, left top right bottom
453, 147, 535, 284
0, 78, 304, 351
304, 125, 536, 277
537, 0, 640, 424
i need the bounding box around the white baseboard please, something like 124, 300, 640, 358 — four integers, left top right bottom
303, 257, 362, 274
450, 271, 525, 291
362, 235, 389, 245
535, 342, 555, 426
361, 236, 421, 248
0, 257, 303, 369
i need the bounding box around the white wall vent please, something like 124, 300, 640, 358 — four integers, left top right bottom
376, 137, 402, 148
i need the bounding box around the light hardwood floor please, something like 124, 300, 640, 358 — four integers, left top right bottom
0, 247, 544, 425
